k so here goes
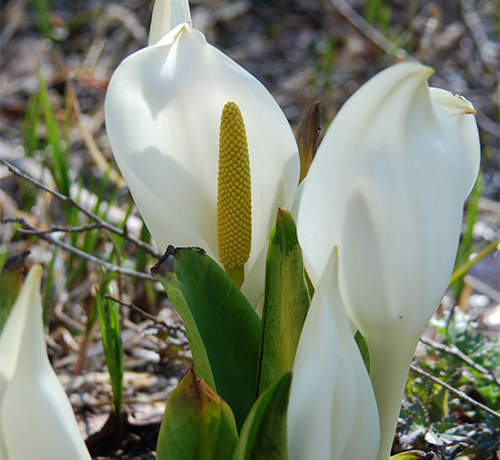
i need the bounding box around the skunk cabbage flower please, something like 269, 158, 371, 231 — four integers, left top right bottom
287, 248, 380, 460
0, 266, 91, 460
296, 63, 480, 460
105, 0, 299, 304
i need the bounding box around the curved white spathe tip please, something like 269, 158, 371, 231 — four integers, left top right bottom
429, 88, 476, 116
287, 248, 380, 460
0, 265, 91, 460
430, 87, 481, 198
296, 62, 480, 460
149, 0, 192, 46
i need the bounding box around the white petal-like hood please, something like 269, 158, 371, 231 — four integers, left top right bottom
429, 87, 480, 197
105, 23, 299, 305
296, 62, 480, 460
0, 266, 91, 460
287, 249, 380, 460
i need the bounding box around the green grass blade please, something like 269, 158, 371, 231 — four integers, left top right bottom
42, 247, 57, 326
37, 69, 71, 197
29, 0, 52, 39
450, 239, 499, 285
96, 289, 124, 429
24, 91, 41, 158
451, 176, 482, 296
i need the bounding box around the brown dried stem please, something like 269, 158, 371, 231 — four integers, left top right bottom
3, 216, 154, 281
104, 294, 185, 333
0, 156, 162, 258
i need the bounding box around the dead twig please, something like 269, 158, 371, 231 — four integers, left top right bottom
0, 156, 162, 259
410, 364, 500, 420
18, 222, 104, 235
3, 216, 154, 281
104, 294, 185, 334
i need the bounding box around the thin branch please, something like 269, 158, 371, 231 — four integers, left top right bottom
17, 223, 104, 235
104, 294, 185, 333
420, 337, 500, 388
3, 216, 154, 281
410, 364, 500, 420
0, 156, 162, 259
450, 239, 499, 284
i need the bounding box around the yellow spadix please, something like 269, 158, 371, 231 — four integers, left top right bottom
217, 101, 252, 287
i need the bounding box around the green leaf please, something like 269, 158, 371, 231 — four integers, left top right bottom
96, 289, 124, 430
37, 69, 71, 198
355, 330, 370, 373
258, 208, 310, 394
42, 247, 57, 326
30, 0, 52, 39
451, 175, 482, 297
152, 247, 262, 430
233, 371, 291, 460
24, 91, 41, 159
157, 368, 238, 460
389, 450, 433, 460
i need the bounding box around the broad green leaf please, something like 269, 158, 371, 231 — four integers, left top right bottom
152, 247, 262, 429
258, 209, 310, 394
0, 250, 30, 335
233, 371, 291, 460
157, 368, 238, 460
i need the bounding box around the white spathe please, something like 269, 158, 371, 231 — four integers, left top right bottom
296, 62, 480, 460
287, 248, 380, 460
0, 266, 91, 460
149, 0, 191, 46
105, 9, 299, 307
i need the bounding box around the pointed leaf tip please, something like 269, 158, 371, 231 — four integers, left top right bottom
259, 209, 310, 394
157, 368, 238, 460
297, 101, 322, 183
233, 371, 292, 460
